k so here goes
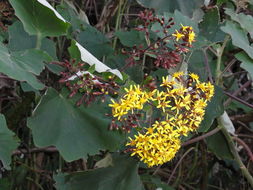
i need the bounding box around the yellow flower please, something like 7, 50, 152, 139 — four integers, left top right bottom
157, 100, 171, 112
127, 126, 181, 167
160, 76, 176, 89
188, 31, 196, 44
189, 73, 199, 83
180, 24, 192, 31
172, 30, 185, 41
172, 71, 184, 79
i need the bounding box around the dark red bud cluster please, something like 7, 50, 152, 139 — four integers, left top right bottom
109, 114, 141, 132
54, 60, 120, 106
154, 50, 181, 69
122, 10, 186, 71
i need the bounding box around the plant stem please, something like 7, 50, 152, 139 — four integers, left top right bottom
182, 127, 220, 147
218, 120, 253, 187
215, 35, 253, 187
113, 0, 124, 49
215, 35, 230, 85
36, 33, 42, 50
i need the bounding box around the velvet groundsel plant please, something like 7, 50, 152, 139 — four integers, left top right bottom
109, 72, 214, 167
123, 10, 196, 70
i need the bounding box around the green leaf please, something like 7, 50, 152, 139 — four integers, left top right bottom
136, 0, 204, 17
9, 0, 70, 37
225, 8, 253, 39
206, 130, 233, 160
188, 50, 211, 81
221, 21, 253, 59
141, 174, 175, 190
0, 43, 45, 89
198, 86, 225, 132
217, 0, 228, 5
77, 24, 113, 59
8, 21, 57, 59
11, 49, 52, 75
199, 7, 225, 42
115, 30, 146, 47
0, 114, 19, 169
235, 52, 253, 79
27, 88, 124, 161
0, 178, 11, 190
174, 10, 199, 33
54, 154, 143, 190
56, 0, 89, 35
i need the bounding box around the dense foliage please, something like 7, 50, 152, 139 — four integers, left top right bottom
0, 0, 253, 189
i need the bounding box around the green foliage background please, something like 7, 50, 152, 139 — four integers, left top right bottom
0, 0, 252, 189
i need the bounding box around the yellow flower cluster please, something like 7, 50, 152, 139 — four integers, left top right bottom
109, 85, 153, 120
109, 72, 214, 167
127, 122, 181, 166
172, 24, 196, 44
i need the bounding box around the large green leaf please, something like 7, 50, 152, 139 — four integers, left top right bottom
188, 50, 211, 80
11, 49, 52, 75
56, 0, 89, 36
54, 154, 143, 190
206, 130, 233, 160
8, 21, 57, 59
27, 88, 124, 161
199, 7, 225, 42
136, 0, 204, 17
221, 21, 253, 59
225, 8, 253, 38
198, 86, 225, 132
9, 0, 70, 37
115, 30, 146, 47
235, 52, 253, 79
0, 114, 19, 169
76, 24, 113, 59
0, 43, 46, 89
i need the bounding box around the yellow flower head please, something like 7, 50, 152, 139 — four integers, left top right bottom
188, 31, 196, 44
180, 24, 192, 31
172, 71, 184, 79
172, 30, 185, 41
189, 73, 199, 83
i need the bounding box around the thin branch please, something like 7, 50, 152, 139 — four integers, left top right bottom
167, 147, 195, 184
238, 134, 253, 139
233, 136, 253, 162
224, 80, 252, 106
220, 58, 237, 76
224, 91, 253, 109
182, 127, 220, 147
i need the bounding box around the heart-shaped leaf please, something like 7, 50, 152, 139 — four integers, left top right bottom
221, 21, 253, 59
28, 88, 124, 161
9, 0, 70, 37
198, 85, 225, 132
0, 43, 48, 89
225, 8, 253, 39
0, 114, 19, 169
54, 154, 143, 190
